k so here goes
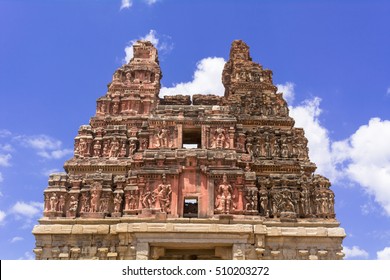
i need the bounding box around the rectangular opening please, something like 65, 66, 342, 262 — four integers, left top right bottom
182, 127, 201, 149
183, 198, 198, 218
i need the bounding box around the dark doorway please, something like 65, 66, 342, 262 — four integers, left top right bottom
182, 127, 201, 148
183, 198, 198, 218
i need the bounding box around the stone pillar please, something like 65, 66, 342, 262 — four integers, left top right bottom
177, 124, 183, 148
232, 244, 246, 260
135, 242, 149, 260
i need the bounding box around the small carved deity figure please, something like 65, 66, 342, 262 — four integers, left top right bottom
156, 127, 169, 148
215, 173, 233, 214
112, 102, 119, 114
236, 135, 246, 152
99, 194, 110, 213
49, 193, 58, 212
119, 142, 127, 157
89, 189, 100, 213
128, 140, 137, 156
103, 141, 110, 157
141, 185, 154, 209
126, 72, 131, 82
80, 192, 89, 213
259, 188, 269, 217
129, 192, 138, 210
328, 192, 335, 215
124, 192, 131, 210
140, 138, 148, 150
245, 189, 258, 211
93, 140, 102, 157
113, 193, 122, 213
272, 140, 280, 157
58, 195, 66, 213
78, 139, 89, 157
279, 189, 295, 213
212, 128, 230, 149
109, 139, 120, 158
154, 174, 172, 213
68, 195, 78, 214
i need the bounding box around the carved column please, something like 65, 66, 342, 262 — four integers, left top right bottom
135, 242, 150, 260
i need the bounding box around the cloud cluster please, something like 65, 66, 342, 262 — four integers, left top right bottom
10, 236, 24, 243
343, 245, 369, 259
0, 210, 6, 224
333, 118, 390, 215
123, 30, 173, 63
377, 247, 390, 260
160, 57, 226, 97
120, 0, 133, 10
16, 134, 72, 160
0, 153, 11, 167
10, 201, 44, 219
120, 0, 158, 10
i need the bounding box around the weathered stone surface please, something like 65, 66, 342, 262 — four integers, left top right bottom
33, 40, 345, 260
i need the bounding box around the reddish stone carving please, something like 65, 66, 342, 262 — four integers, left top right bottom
39, 40, 336, 221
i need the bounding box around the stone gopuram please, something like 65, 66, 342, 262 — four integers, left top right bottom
32, 40, 345, 260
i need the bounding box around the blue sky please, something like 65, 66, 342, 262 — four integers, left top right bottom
0, 0, 390, 260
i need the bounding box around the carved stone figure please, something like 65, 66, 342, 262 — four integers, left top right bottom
93, 140, 102, 157
129, 140, 137, 156
80, 192, 89, 213
215, 173, 233, 214
109, 139, 120, 158
154, 174, 172, 213
58, 195, 65, 212
68, 195, 78, 215
212, 128, 230, 149
113, 193, 122, 213
245, 189, 258, 211
156, 127, 169, 148
259, 187, 269, 217
119, 142, 127, 157
141, 185, 154, 209
49, 193, 58, 212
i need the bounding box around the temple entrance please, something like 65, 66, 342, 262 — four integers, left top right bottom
150, 245, 232, 260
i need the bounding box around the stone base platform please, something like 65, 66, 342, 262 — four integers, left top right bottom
32, 218, 345, 260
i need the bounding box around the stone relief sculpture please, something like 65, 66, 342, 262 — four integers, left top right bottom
154, 174, 172, 213
113, 193, 122, 213
141, 185, 155, 209
215, 173, 234, 214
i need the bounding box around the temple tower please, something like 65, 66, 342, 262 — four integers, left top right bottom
33, 40, 345, 260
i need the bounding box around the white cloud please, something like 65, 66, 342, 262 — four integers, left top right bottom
19, 251, 34, 260
16, 135, 72, 160
288, 95, 339, 182
0, 129, 11, 138
387, 87, 390, 96
277, 82, 295, 104
0, 171, 3, 183
0, 210, 6, 223
0, 143, 13, 152
333, 118, 390, 215
11, 236, 24, 243
144, 0, 158, 5
10, 201, 44, 219
377, 247, 390, 260
37, 149, 73, 160
343, 245, 369, 259
18, 134, 61, 150
123, 29, 173, 63
0, 153, 12, 167
120, 0, 133, 10
160, 57, 226, 98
